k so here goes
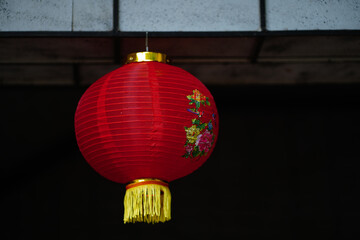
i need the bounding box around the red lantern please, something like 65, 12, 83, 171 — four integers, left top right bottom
74, 52, 219, 223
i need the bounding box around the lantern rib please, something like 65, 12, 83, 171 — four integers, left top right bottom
75, 114, 189, 128
112, 67, 188, 75
97, 164, 184, 181
99, 163, 195, 180
84, 146, 184, 162
76, 99, 189, 113
75, 107, 190, 123
110, 72, 193, 80
90, 156, 186, 167
75, 119, 186, 135
75, 106, 187, 120
90, 156, 191, 173
95, 167, 179, 183
77, 124, 183, 140
112, 86, 196, 94
80, 142, 183, 156
105, 79, 196, 88
79, 137, 185, 154
106, 81, 198, 91
103, 87, 192, 95
112, 73, 193, 80
75, 117, 188, 133
82, 88, 182, 97
76, 102, 187, 116
81, 89, 190, 102
89, 155, 189, 170
87, 152, 185, 166
103, 79, 198, 90
76, 126, 184, 141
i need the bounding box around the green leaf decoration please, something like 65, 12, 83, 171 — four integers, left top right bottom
182, 153, 190, 158
192, 119, 200, 125
206, 100, 210, 106
198, 123, 207, 130
187, 95, 192, 100
192, 149, 200, 157
195, 101, 200, 109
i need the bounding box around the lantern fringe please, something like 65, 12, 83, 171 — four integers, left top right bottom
123, 183, 171, 224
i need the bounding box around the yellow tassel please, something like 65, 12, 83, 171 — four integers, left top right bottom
123, 179, 171, 224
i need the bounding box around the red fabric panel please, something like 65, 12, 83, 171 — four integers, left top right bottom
74, 61, 219, 184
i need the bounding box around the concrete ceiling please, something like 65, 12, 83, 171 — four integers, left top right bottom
1, 35, 360, 86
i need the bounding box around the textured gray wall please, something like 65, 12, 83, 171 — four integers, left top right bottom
0, 0, 359, 31
266, 0, 360, 30
119, 0, 260, 31
73, 0, 113, 31
0, 0, 73, 31
0, 0, 113, 31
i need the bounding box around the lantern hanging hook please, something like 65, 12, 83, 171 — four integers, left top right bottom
145, 32, 149, 52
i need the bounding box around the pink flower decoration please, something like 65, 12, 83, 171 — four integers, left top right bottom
195, 130, 213, 153
185, 145, 193, 154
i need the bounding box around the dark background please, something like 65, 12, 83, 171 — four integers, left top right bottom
2, 83, 360, 239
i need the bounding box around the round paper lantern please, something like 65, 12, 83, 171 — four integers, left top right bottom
74, 52, 219, 223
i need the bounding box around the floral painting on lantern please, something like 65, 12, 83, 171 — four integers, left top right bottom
183, 89, 216, 159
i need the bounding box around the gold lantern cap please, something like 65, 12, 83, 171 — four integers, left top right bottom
125, 52, 169, 64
